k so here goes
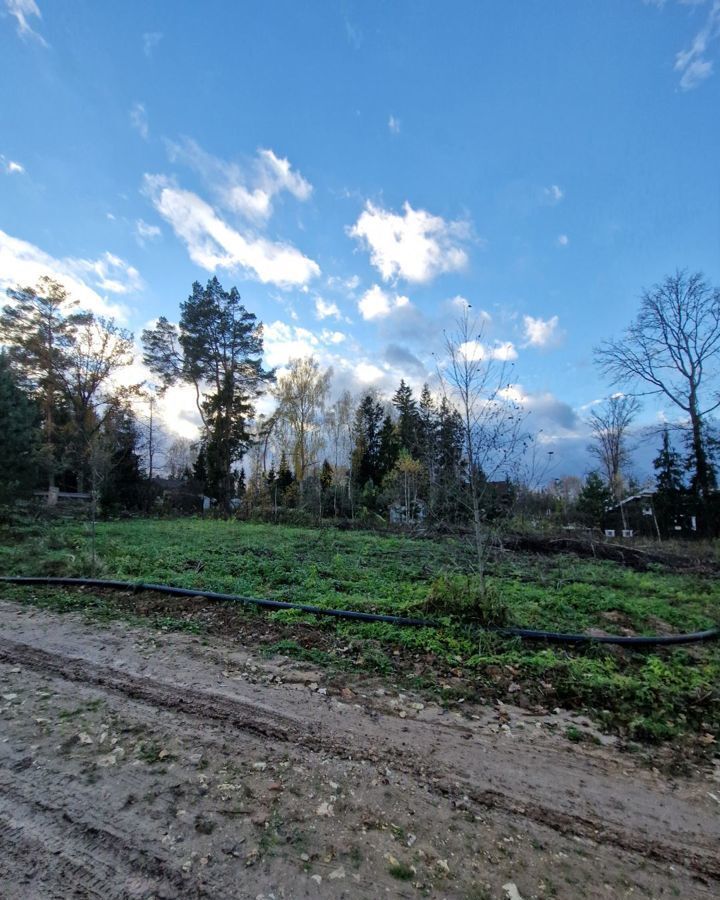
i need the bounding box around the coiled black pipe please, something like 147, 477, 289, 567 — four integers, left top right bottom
1, 575, 719, 647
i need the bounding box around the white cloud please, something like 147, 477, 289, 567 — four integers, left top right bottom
388, 115, 401, 134
0, 229, 137, 320
135, 219, 162, 245
354, 361, 385, 384
144, 174, 320, 288
557, 234, 569, 246
130, 102, 149, 140
142, 31, 163, 57
675, 0, 720, 89
458, 340, 518, 362
348, 201, 470, 284
4, 0, 46, 45
320, 329, 346, 344
652, 0, 720, 89
315, 297, 341, 320
358, 284, 410, 321
167, 139, 312, 223
523, 314, 562, 348
543, 184, 564, 203
1, 156, 24, 174
71, 252, 143, 295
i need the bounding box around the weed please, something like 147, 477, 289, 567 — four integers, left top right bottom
388, 862, 414, 880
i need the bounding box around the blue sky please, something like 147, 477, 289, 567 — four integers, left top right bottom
1, 0, 719, 478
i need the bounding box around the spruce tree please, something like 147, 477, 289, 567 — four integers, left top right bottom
653, 428, 686, 536
577, 472, 613, 528
392, 380, 419, 457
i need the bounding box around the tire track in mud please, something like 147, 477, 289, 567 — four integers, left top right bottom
1, 635, 718, 883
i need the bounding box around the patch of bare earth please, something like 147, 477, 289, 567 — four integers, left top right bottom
1, 598, 718, 899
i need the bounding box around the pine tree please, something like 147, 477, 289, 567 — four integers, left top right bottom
143, 277, 272, 510
0, 353, 40, 504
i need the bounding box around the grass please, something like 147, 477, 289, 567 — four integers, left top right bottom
1, 517, 719, 753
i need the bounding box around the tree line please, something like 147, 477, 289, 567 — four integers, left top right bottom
1, 269, 718, 538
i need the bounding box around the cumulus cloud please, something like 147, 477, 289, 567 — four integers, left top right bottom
0, 229, 138, 319
675, 0, 720, 89
4, 0, 46, 45
499, 384, 579, 435
314, 297, 341, 320
143, 174, 320, 288
522, 314, 562, 348
130, 102, 149, 140
348, 201, 470, 284
357, 284, 410, 321
459, 340, 518, 362
384, 343, 426, 377
167, 139, 312, 223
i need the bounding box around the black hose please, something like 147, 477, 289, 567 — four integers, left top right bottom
1, 575, 719, 647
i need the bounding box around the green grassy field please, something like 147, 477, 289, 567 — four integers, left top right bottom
1, 517, 719, 755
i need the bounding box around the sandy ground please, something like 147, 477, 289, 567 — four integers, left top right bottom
0, 598, 719, 899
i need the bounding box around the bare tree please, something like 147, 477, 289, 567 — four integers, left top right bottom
587, 394, 640, 501
57, 315, 137, 491
271, 356, 332, 483
439, 308, 527, 595
596, 271, 720, 515
165, 436, 196, 479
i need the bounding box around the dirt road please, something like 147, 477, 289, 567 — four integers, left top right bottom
1, 598, 718, 899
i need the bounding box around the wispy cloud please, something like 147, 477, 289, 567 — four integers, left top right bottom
543, 184, 564, 204
388, 114, 401, 135
142, 31, 163, 57
349, 201, 470, 284
3, 0, 47, 45
1, 155, 25, 175
557, 234, 569, 247
143, 174, 320, 288
675, 0, 720, 89
167, 139, 312, 223
0, 228, 138, 320
135, 219, 162, 246
130, 102, 149, 140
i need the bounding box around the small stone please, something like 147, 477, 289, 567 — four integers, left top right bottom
252, 761, 267, 771
316, 801, 334, 817
310, 874, 322, 884
77, 732, 93, 745
328, 866, 345, 880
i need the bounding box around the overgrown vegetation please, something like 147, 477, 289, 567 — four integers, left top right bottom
1, 518, 718, 757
